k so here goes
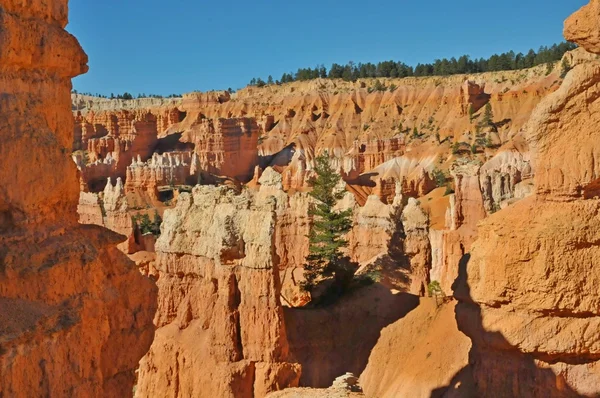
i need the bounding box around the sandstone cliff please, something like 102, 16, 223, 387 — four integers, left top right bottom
72, 62, 560, 195
452, 1, 600, 395
135, 186, 301, 398
0, 1, 157, 397
360, 299, 473, 398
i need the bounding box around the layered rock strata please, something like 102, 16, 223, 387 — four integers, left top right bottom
453, 2, 600, 395
135, 186, 301, 398
360, 299, 473, 398
0, 1, 157, 396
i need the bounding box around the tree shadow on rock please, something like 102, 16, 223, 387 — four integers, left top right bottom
284, 282, 419, 388
431, 253, 584, 398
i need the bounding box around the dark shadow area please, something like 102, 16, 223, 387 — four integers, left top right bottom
430, 254, 583, 397
345, 172, 378, 188
153, 132, 195, 154
284, 284, 419, 388
267, 120, 279, 132
93, 123, 109, 138
582, 178, 600, 199
157, 187, 174, 203
87, 177, 109, 193
494, 118, 512, 129
258, 143, 296, 170
471, 93, 492, 113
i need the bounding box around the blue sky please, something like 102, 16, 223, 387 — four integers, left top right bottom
68, 0, 587, 96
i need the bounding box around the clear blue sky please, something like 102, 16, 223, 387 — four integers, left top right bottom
68, 0, 587, 96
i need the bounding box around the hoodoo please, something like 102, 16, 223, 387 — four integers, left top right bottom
0, 0, 157, 396
3, 0, 599, 397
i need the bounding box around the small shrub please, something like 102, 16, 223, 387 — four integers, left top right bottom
132, 211, 162, 236
452, 142, 461, 154
431, 168, 447, 187
372, 79, 386, 92
427, 281, 444, 297
468, 104, 475, 122
560, 58, 571, 78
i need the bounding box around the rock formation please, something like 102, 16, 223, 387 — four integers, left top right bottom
0, 1, 157, 396
183, 117, 261, 181
135, 186, 301, 398
125, 151, 196, 200
429, 160, 487, 293
256, 168, 313, 307
61, 5, 600, 395
479, 135, 533, 213
360, 299, 473, 398
347, 195, 399, 264
401, 198, 431, 296
453, 2, 600, 395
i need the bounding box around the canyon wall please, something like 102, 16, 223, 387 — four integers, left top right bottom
360, 299, 473, 398
453, 2, 600, 396
135, 186, 301, 398
0, 1, 157, 397
73, 62, 560, 195
66, 11, 590, 397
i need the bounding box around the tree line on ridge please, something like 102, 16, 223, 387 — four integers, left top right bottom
249, 41, 577, 87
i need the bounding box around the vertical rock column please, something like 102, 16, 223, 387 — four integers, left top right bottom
454, 1, 600, 395
0, 1, 157, 397
135, 186, 301, 398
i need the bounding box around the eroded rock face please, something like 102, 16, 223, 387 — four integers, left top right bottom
453, 2, 600, 395
125, 151, 196, 200
347, 195, 398, 264
0, 1, 157, 396
257, 168, 313, 307
135, 186, 301, 398
431, 161, 486, 293
564, 0, 600, 55
360, 299, 473, 398
479, 136, 533, 213
401, 198, 431, 296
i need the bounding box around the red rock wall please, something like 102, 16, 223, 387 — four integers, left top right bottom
135, 187, 301, 398
0, 1, 157, 396
453, 2, 600, 395
184, 117, 260, 181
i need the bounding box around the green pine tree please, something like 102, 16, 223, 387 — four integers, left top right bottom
151, 210, 162, 236
302, 154, 356, 295
560, 58, 571, 78
483, 102, 494, 125
139, 213, 152, 235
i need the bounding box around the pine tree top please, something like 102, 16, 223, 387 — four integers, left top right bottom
309, 153, 344, 207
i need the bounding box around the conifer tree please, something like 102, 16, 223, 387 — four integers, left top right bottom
151, 210, 162, 236
302, 154, 356, 294
139, 214, 152, 234
483, 102, 494, 125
